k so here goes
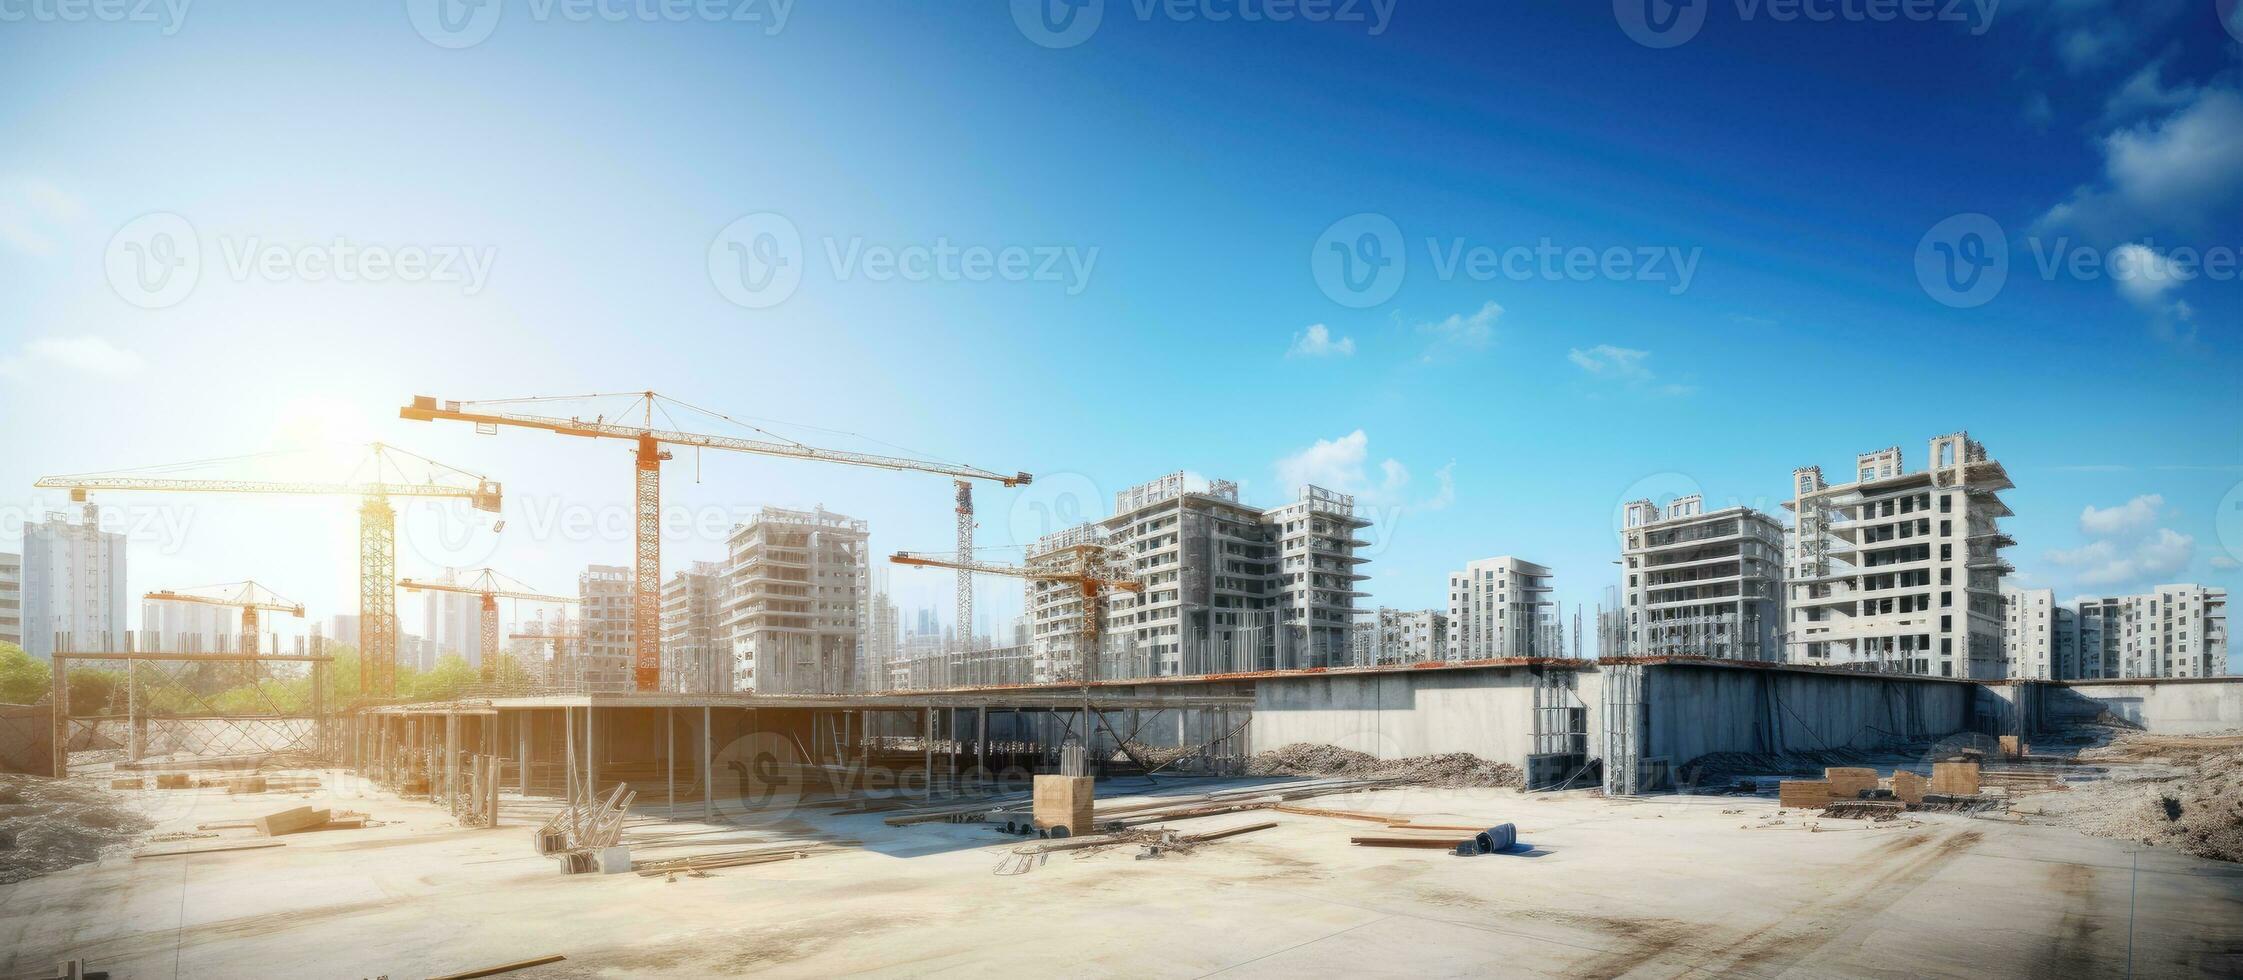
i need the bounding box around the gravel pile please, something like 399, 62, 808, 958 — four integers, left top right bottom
1247, 743, 1523, 788
2054, 731, 2243, 864
0, 775, 156, 884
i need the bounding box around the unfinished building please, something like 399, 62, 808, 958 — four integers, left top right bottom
1786, 432, 2014, 678
1352, 607, 1448, 665
1447, 556, 1557, 659
1620, 495, 1785, 661
725, 506, 868, 695
2073, 585, 2230, 679
575, 565, 637, 693
660, 560, 728, 694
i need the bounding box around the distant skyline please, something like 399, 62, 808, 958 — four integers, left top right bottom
2, 3, 2238, 668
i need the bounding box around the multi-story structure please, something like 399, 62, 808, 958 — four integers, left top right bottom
417, 569, 484, 668
1786, 432, 2014, 678
577, 565, 637, 693
326, 614, 360, 649
1448, 556, 1556, 659
141, 598, 231, 652
21, 509, 127, 659
1077, 474, 1370, 680
2075, 585, 2230, 679
863, 586, 900, 693
1619, 495, 1786, 661
661, 560, 728, 693
2001, 585, 2058, 680
1358, 607, 1448, 665
724, 506, 868, 695
0, 552, 22, 648
1023, 522, 1112, 683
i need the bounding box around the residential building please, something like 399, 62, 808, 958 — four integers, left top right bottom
1786, 432, 2015, 678
1619, 495, 1786, 661
1448, 556, 1556, 659
864, 586, 900, 693
2001, 585, 2058, 680
724, 506, 868, 695
2074, 585, 2230, 679
2077, 597, 2120, 679
576, 565, 636, 693
1359, 607, 1448, 665
661, 560, 728, 693
21, 509, 127, 659
0, 552, 21, 648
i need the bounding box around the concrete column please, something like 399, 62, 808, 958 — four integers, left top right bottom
666, 707, 676, 812
922, 707, 934, 797
518, 711, 531, 795
444, 713, 460, 815
977, 707, 989, 784
586, 705, 598, 795
701, 706, 713, 822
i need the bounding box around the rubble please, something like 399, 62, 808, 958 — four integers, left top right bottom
1247, 743, 1523, 788
0, 775, 157, 884
2044, 730, 2243, 864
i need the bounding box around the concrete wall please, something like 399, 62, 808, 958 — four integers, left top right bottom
1249, 666, 1592, 769
1635, 663, 1978, 775
2038, 678, 2243, 734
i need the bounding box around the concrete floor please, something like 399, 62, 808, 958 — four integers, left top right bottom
4, 773, 2241, 978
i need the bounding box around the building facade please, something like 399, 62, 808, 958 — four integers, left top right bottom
1448, 556, 1556, 660
661, 560, 729, 693
21, 510, 127, 659
576, 565, 636, 693
0, 552, 21, 648
1786, 432, 2014, 678
1620, 495, 1786, 661
2074, 585, 2230, 679
2001, 585, 2058, 680
724, 506, 868, 695
1359, 607, 1448, 665
863, 587, 900, 693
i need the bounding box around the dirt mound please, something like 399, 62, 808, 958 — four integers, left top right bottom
1247, 743, 1522, 788
2051, 730, 2243, 863
0, 774, 156, 883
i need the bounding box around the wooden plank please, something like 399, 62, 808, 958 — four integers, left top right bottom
1272, 804, 1397, 823
132, 841, 286, 859
1349, 834, 1467, 849
1185, 821, 1277, 842
425, 953, 566, 979
255, 806, 332, 837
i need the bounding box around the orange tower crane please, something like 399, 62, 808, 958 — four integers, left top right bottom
398, 569, 577, 681
144, 581, 306, 655
401, 392, 1029, 691
889, 543, 1141, 685
36, 444, 501, 697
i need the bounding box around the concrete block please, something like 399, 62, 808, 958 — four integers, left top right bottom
1033, 775, 1095, 834
597, 845, 633, 874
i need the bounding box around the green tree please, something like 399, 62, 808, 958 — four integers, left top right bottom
0, 642, 49, 705
405, 654, 477, 702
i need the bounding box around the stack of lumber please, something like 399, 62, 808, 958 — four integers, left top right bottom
1889, 771, 1928, 805
256, 806, 337, 837
1824, 767, 1879, 801
153, 774, 191, 790
1979, 769, 2067, 794
1930, 761, 1981, 796
109, 777, 143, 791
225, 777, 268, 794
632, 840, 861, 876
1778, 780, 1834, 809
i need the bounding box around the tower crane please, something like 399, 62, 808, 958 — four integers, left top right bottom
399, 569, 577, 682
36, 443, 501, 697
144, 581, 306, 655
401, 392, 1030, 691
889, 543, 1141, 685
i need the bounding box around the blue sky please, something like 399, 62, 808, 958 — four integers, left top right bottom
1, 1, 2238, 660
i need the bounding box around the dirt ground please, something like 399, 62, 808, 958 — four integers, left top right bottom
2033, 730, 2243, 864
4, 767, 2242, 978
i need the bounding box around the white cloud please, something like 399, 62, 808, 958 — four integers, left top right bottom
2103, 62, 2198, 123
0, 177, 87, 256
1275, 429, 1407, 501
2078, 493, 2163, 536
2212, 556, 2241, 571
2048, 528, 2194, 587
2108, 243, 2186, 307
2056, 26, 2124, 74
1286, 323, 1354, 359
1568, 344, 1653, 380
1420, 460, 1456, 512
2043, 88, 2243, 237
0, 336, 148, 379
1567, 344, 1693, 396
1414, 301, 1500, 360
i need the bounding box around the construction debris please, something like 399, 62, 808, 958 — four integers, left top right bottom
1249, 744, 1523, 788
255, 806, 333, 837
132, 841, 286, 859
426, 953, 567, 979
0, 775, 157, 884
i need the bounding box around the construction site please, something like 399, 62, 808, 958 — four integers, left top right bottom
0, 392, 2238, 979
